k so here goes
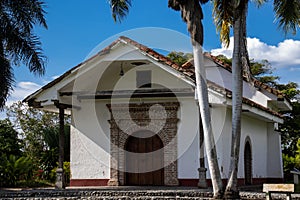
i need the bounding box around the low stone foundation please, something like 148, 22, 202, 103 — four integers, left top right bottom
69, 178, 284, 187
1, 188, 300, 200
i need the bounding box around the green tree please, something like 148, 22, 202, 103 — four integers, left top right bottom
6, 101, 70, 181
167, 51, 193, 66
213, 0, 300, 197
276, 82, 300, 100
216, 55, 280, 87
0, 119, 21, 157
7, 102, 58, 163
0, 119, 23, 186
41, 125, 70, 181
279, 83, 300, 180
0, 0, 47, 109
0, 155, 33, 187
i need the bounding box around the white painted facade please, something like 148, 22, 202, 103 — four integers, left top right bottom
24, 37, 290, 185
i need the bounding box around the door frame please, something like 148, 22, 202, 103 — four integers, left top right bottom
107, 102, 180, 186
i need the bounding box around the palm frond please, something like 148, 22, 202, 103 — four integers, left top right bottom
0, 0, 47, 109
273, 0, 300, 35
252, 0, 267, 8
0, 46, 14, 110
3, 13, 46, 76
213, 0, 234, 47
1, 0, 47, 33
109, 0, 132, 22
168, 0, 181, 11
199, 0, 210, 4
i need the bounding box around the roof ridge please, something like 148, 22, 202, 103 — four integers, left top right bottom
198, 52, 284, 98
118, 36, 196, 79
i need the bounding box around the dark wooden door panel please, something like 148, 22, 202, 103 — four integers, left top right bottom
125, 131, 164, 185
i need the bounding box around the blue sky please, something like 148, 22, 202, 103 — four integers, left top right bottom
6, 0, 300, 107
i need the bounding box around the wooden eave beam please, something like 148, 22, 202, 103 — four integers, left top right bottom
60, 88, 195, 100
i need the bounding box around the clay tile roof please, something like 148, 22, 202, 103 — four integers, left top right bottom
119, 36, 196, 80
23, 36, 284, 118
203, 52, 285, 98
206, 80, 283, 118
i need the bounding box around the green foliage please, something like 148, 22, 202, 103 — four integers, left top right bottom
250, 59, 272, 76
16, 179, 53, 188
215, 54, 280, 86
215, 54, 232, 65
283, 139, 300, 180
167, 51, 193, 66
0, 118, 25, 187
7, 102, 59, 165
276, 82, 300, 100
40, 125, 70, 180
0, 119, 21, 157
279, 84, 300, 181
109, 0, 132, 22
273, 0, 300, 35
280, 101, 300, 154
4, 101, 71, 186
0, 155, 33, 187
0, 0, 47, 109
50, 162, 71, 185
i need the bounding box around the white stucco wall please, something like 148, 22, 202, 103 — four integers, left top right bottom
177, 98, 199, 179
267, 123, 284, 178
70, 100, 111, 179
70, 75, 282, 182
239, 116, 268, 179
204, 60, 277, 108
68, 44, 283, 181
197, 108, 281, 180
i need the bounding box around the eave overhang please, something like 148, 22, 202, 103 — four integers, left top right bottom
268, 98, 293, 111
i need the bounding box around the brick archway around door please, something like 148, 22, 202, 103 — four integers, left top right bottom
107, 102, 180, 186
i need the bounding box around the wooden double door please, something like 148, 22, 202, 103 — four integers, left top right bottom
125, 131, 164, 186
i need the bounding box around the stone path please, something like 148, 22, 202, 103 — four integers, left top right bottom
1, 186, 300, 199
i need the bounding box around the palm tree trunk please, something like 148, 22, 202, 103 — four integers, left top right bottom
225, 1, 248, 197
168, 0, 224, 197
194, 43, 223, 198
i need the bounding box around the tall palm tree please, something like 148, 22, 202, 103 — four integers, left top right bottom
168, 0, 223, 197
108, 0, 223, 197
0, 0, 47, 109
213, 0, 300, 197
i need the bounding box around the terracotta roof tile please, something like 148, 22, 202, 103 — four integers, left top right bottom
206, 80, 283, 118
24, 36, 283, 118
203, 52, 285, 98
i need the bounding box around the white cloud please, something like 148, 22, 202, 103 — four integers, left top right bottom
51, 75, 61, 80
41, 74, 61, 85
211, 37, 300, 69
5, 81, 41, 106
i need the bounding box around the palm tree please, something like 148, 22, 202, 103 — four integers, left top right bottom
168, 0, 223, 197
108, 0, 223, 197
109, 0, 132, 23
213, 0, 300, 197
0, 0, 47, 109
